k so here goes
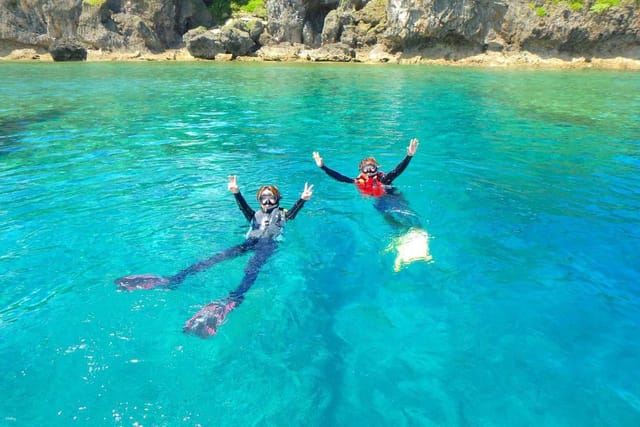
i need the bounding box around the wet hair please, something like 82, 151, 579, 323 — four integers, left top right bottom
359, 157, 379, 170
256, 185, 281, 202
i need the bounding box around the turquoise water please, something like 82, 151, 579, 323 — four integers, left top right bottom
1, 62, 639, 426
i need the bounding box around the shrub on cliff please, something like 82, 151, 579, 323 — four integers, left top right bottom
209, 0, 266, 24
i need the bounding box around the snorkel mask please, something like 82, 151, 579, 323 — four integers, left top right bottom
359, 157, 379, 177
256, 185, 281, 212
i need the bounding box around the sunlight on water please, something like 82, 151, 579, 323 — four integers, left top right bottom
1, 62, 639, 426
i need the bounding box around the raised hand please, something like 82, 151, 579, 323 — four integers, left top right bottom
301, 182, 314, 200
312, 151, 324, 168
228, 175, 239, 193
407, 138, 419, 156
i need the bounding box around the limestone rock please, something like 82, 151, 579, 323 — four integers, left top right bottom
366, 43, 397, 62
184, 27, 256, 59
264, 0, 305, 44
225, 17, 267, 43
1, 0, 639, 62
301, 43, 355, 61
1, 0, 214, 54
49, 38, 87, 61
256, 43, 305, 61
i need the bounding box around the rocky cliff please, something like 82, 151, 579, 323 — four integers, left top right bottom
0, 0, 638, 62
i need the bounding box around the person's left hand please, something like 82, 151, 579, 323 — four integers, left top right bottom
312, 152, 324, 167
301, 182, 314, 200
228, 175, 239, 193
407, 138, 419, 156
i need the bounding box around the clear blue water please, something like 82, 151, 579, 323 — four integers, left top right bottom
1, 62, 639, 426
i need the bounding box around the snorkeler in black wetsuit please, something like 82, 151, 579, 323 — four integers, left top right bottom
115, 176, 314, 337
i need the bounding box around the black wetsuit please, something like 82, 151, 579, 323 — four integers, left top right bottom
167, 191, 306, 303
114, 190, 308, 337
319, 154, 413, 187
319, 155, 421, 229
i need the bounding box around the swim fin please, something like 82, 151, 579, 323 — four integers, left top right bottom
115, 274, 171, 291
183, 299, 237, 338
384, 227, 433, 272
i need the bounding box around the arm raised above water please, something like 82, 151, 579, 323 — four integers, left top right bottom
313, 151, 354, 183
229, 175, 255, 221
285, 182, 313, 220
381, 138, 419, 185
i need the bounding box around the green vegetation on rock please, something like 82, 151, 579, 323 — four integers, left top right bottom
569, 2, 584, 11
209, 0, 266, 23
536, 0, 636, 14
232, 0, 266, 15
590, 0, 621, 13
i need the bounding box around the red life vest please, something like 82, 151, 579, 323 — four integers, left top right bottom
355, 173, 386, 197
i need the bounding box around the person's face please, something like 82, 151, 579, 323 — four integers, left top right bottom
259, 190, 278, 211
360, 162, 378, 176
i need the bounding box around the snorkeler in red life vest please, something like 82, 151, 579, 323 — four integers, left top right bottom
355, 159, 387, 197
313, 138, 419, 197
313, 138, 432, 270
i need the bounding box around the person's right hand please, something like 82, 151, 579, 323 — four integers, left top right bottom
228, 175, 239, 193
312, 151, 324, 168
